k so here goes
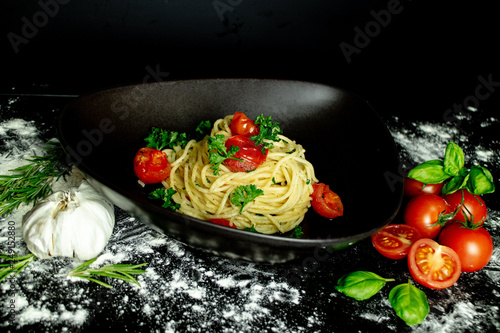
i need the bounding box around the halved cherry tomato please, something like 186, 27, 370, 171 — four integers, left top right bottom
403, 194, 450, 239
311, 183, 343, 219
442, 189, 487, 226
372, 224, 423, 260
208, 218, 236, 228
231, 112, 260, 137
133, 147, 172, 184
438, 222, 493, 272
224, 135, 267, 172
404, 177, 444, 197
408, 238, 461, 289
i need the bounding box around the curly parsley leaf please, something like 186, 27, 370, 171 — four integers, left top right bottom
207, 134, 242, 175
290, 226, 304, 238
144, 127, 189, 151
148, 187, 180, 211
194, 120, 212, 140
230, 184, 264, 213
251, 114, 282, 151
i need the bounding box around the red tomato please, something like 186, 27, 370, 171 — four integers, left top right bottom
404, 177, 444, 197
442, 189, 487, 226
438, 222, 493, 272
311, 183, 344, 219
224, 135, 267, 172
208, 218, 236, 228
231, 112, 260, 137
372, 224, 423, 260
408, 238, 461, 289
403, 194, 450, 239
133, 147, 172, 184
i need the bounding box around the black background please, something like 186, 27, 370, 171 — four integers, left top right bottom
1, 0, 498, 121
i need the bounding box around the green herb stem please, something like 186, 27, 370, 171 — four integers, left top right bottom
0, 141, 69, 216
66, 257, 148, 289
0, 252, 36, 282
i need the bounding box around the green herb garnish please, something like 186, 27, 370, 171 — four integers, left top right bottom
290, 226, 304, 238
335, 272, 429, 326
195, 120, 212, 139
407, 142, 495, 195
335, 271, 395, 301
251, 114, 282, 152
0, 141, 69, 216
144, 127, 189, 150
149, 187, 180, 211
388, 280, 429, 326
230, 184, 264, 213
244, 225, 258, 233
0, 252, 36, 282
66, 257, 147, 289
207, 134, 242, 175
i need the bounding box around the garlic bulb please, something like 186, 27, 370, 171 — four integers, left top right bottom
22, 180, 115, 260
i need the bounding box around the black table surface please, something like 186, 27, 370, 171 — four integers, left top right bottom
0, 81, 499, 333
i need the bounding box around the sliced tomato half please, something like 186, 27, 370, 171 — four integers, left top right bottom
372, 224, 423, 260
408, 238, 461, 289
311, 183, 343, 219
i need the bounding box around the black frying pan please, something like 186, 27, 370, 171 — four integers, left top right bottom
58, 79, 403, 263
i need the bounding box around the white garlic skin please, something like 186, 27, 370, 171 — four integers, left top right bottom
22, 181, 115, 260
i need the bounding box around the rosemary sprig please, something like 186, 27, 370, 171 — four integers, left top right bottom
66, 257, 148, 289
0, 252, 36, 282
0, 141, 70, 216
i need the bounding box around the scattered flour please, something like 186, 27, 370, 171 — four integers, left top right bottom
1, 94, 499, 332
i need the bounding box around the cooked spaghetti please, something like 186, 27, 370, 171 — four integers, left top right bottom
160, 114, 318, 234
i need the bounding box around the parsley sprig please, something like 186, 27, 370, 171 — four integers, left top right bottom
148, 187, 180, 211
208, 134, 242, 175
144, 127, 189, 151
230, 184, 264, 213
0, 141, 70, 216
251, 115, 282, 151
195, 120, 212, 140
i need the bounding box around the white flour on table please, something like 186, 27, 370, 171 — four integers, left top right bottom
1, 99, 499, 332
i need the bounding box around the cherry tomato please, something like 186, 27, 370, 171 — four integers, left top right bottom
133, 147, 172, 184
408, 238, 461, 289
403, 194, 450, 239
311, 183, 343, 219
404, 177, 444, 197
224, 135, 267, 172
372, 224, 423, 260
208, 218, 236, 228
442, 189, 487, 226
231, 112, 260, 137
438, 222, 493, 272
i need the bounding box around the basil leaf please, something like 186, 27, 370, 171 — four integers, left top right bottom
441, 173, 469, 195
388, 280, 429, 326
443, 142, 465, 176
407, 160, 451, 184
467, 165, 495, 195
335, 271, 395, 301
